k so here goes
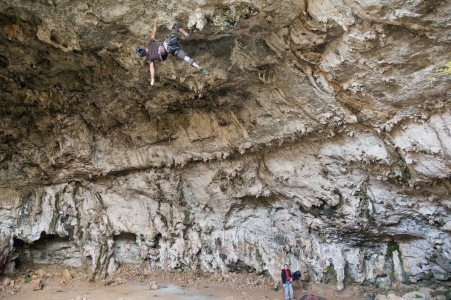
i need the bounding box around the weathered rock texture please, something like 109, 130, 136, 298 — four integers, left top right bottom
1, 0, 451, 291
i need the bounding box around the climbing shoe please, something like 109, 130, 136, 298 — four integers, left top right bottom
185, 30, 193, 38
199, 66, 209, 75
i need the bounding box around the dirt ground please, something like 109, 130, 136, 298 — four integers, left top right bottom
0, 265, 408, 300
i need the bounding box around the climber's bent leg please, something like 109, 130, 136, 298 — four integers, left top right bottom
172, 24, 182, 34
176, 49, 195, 66
172, 23, 192, 37
175, 48, 208, 75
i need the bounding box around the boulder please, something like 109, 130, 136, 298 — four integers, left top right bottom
36, 269, 47, 278
3, 278, 11, 286
63, 269, 73, 280
3, 262, 15, 275
387, 294, 402, 300
149, 281, 158, 290
401, 288, 433, 300
30, 279, 42, 291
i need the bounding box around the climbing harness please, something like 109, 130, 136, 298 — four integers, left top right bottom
157, 45, 167, 61
158, 45, 166, 55
164, 33, 180, 55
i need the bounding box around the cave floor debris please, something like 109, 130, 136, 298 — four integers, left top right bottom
0, 265, 421, 300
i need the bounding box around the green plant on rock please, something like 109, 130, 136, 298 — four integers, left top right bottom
401, 166, 411, 180
436, 61, 451, 75
218, 170, 227, 180
255, 248, 262, 262
322, 263, 337, 284
237, 175, 243, 181
156, 212, 168, 227
436, 290, 451, 299
49, 192, 61, 234
386, 241, 405, 282
426, 76, 437, 83
176, 262, 185, 273
427, 61, 451, 85
73, 181, 82, 198
386, 241, 402, 265
23, 274, 31, 284
183, 210, 190, 225
95, 192, 105, 209
359, 184, 375, 223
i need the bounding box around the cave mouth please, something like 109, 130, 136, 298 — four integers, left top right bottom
12, 238, 26, 268
219, 254, 257, 274
13, 232, 81, 268
113, 232, 142, 264
154, 232, 162, 249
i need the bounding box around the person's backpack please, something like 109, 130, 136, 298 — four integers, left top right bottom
300, 296, 327, 300
292, 270, 301, 281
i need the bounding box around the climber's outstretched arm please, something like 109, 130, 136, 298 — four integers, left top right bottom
178, 27, 188, 36
151, 18, 157, 39
149, 61, 155, 85
177, 26, 193, 38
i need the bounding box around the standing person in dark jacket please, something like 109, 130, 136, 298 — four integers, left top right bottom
136, 18, 209, 86
281, 264, 295, 300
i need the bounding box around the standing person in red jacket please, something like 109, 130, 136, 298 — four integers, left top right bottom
136, 18, 209, 86
281, 264, 295, 300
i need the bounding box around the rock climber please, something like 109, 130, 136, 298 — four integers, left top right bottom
136, 18, 209, 86
281, 264, 295, 300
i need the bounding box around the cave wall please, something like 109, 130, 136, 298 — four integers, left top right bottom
0, 0, 451, 290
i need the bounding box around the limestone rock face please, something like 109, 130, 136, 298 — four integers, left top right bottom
30, 279, 42, 291
1, 0, 451, 290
